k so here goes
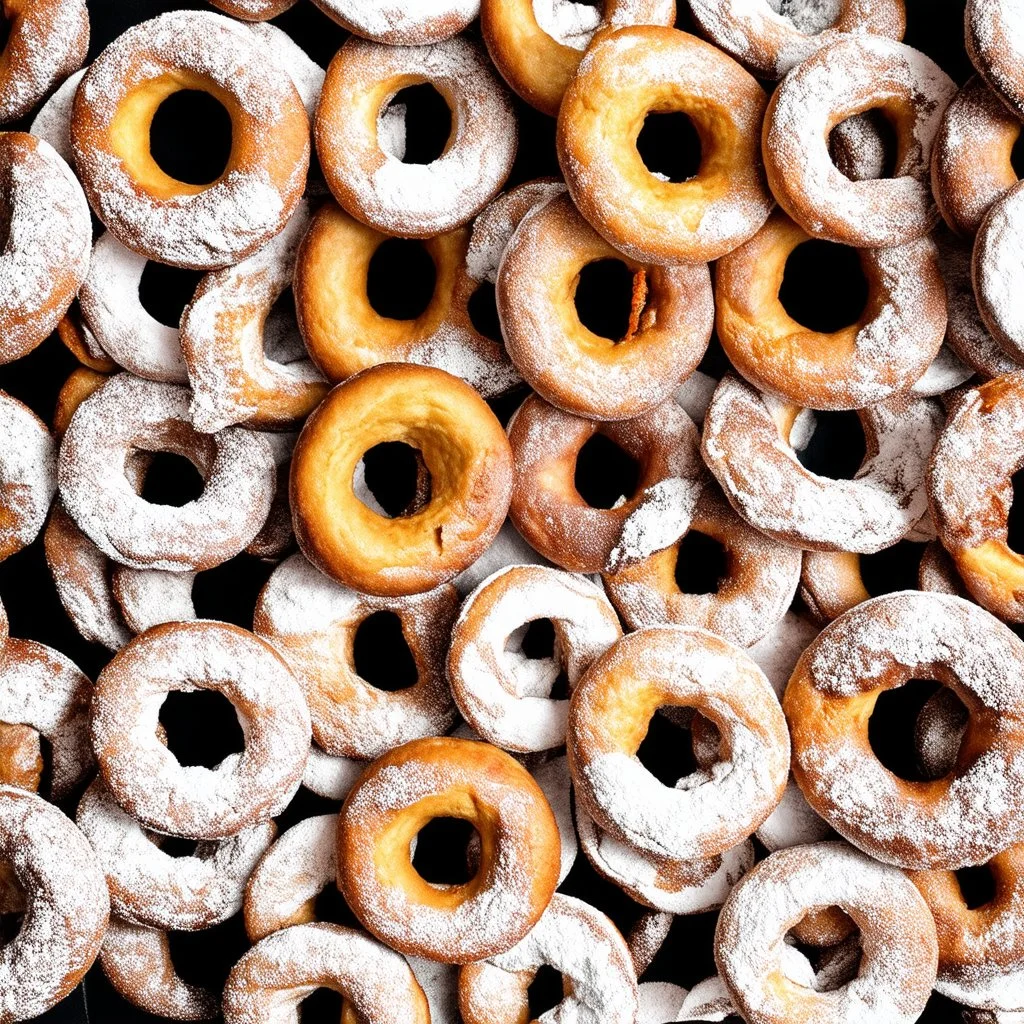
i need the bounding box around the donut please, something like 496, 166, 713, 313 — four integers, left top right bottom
71, 11, 310, 270
91, 621, 311, 840
56, 307, 118, 374
688, 0, 906, 78
0, 391, 57, 563
965, 1011, 1024, 1024
507, 394, 705, 574
53, 367, 109, 441
626, 909, 673, 976
0, 0, 88, 123
293, 203, 520, 397
337, 736, 560, 962
312, 0, 475, 43
291, 363, 513, 597
58, 373, 277, 572
28, 66, 86, 166
966, 0, 1024, 120
496, 191, 715, 420
100, 917, 219, 1021
569, 627, 790, 861
715, 842, 937, 1024
315, 36, 516, 238
918, 539, 971, 598
302, 745, 364, 801
0, 786, 109, 1020
929, 373, 1024, 621
785, 591, 1024, 868
111, 564, 197, 635
223, 922, 430, 1024
481, 0, 674, 117
77, 777, 277, 931
207, 0, 296, 21
458, 894, 638, 1024
181, 203, 326, 433
253, 551, 460, 760
746, 610, 820, 700
530, 756, 577, 885
974, 182, 1024, 360
244, 23, 324, 122
763, 35, 956, 248
0, 133, 91, 365
676, 975, 736, 1022
638, 982, 688, 1024
452, 520, 551, 597
754, 776, 833, 853
701, 375, 943, 553
715, 211, 946, 409
447, 564, 622, 752
602, 484, 802, 648
557, 26, 772, 265
913, 343, 974, 398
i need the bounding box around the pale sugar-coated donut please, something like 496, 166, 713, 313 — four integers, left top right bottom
973, 181, 1024, 361
28, 66, 85, 166
966, 0, 1024, 121
111, 565, 198, 634
0, 391, 56, 563
302, 744, 364, 801
676, 974, 736, 1022
918, 539, 971, 598
497, 191, 714, 421
637, 981, 688, 1024
312, 0, 476, 43
447, 564, 622, 753
626, 908, 672, 976
531, 755, 576, 885
243, 23, 324, 122
91, 620, 311, 840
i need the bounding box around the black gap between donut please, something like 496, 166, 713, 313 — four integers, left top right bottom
357, 441, 431, 518
955, 864, 997, 910
139, 451, 205, 507
366, 238, 436, 320
0, 193, 10, 256
167, 913, 249, 994
160, 835, 199, 859
1011, 131, 1024, 179
640, 911, 720, 989
158, 689, 245, 770
636, 708, 700, 787
778, 240, 869, 334
352, 610, 418, 692
828, 109, 899, 181
192, 554, 277, 631
795, 410, 866, 482
138, 262, 205, 330
635, 111, 702, 183
868, 678, 942, 783
573, 433, 640, 510
467, 281, 503, 343
527, 965, 565, 1019
149, 89, 233, 187
488, 384, 531, 428
383, 84, 452, 165
0, 18, 10, 59
411, 816, 479, 886
697, 332, 731, 379
574, 259, 638, 342
36, 735, 53, 802
1007, 469, 1024, 555
674, 531, 728, 596
859, 540, 927, 598
313, 882, 363, 931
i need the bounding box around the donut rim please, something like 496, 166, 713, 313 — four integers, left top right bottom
310, 0, 476, 44
966, 0, 1024, 122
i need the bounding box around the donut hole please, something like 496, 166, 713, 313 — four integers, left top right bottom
828, 109, 899, 181
352, 611, 418, 692
138, 262, 205, 329
527, 965, 566, 1019
355, 441, 432, 518
410, 816, 480, 886
167, 915, 249, 999
779, 240, 868, 333
366, 238, 436, 320
467, 281, 503, 343
955, 864, 997, 910
795, 410, 866, 481
858, 540, 927, 597
505, 618, 570, 699
635, 111, 703, 183
159, 835, 199, 859
574, 259, 646, 342
636, 707, 700, 787
782, 923, 864, 993
297, 988, 344, 1020
158, 689, 245, 770
139, 451, 206, 506
1011, 131, 1024, 178
149, 90, 233, 187
868, 678, 952, 782
1006, 468, 1024, 554
263, 287, 306, 365
674, 531, 729, 595
573, 433, 640, 509
379, 84, 452, 165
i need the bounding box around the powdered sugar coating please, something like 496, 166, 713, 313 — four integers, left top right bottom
313, 0, 478, 44
747, 611, 821, 700
112, 565, 196, 634
452, 520, 551, 596
28, 67, 86, 166
966, 0, 1024, 120
245, 23, 324, 120
302, 745, 364, 800
914, 686, 968, 780
974, 181, 1024, 360
913, 344, 973, 396
755, 778, 834, 852
532, 755, 577, 885
532, 0, 602, 48
638, 981, 688, 1023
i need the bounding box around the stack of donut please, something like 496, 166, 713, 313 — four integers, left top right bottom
3, 0, 1024, 1020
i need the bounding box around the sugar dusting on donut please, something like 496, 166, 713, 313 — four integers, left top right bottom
975, 183, 1024, 356
29, 68, 87, 166
303, 745, 365, 800
0, 392, 57, 556
531, 0, 601, 50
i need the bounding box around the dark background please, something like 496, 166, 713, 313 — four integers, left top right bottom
1, 0, 979, 1020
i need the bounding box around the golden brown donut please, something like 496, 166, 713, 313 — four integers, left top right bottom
338, 736, 560, 963
966, 0, 1024, 121
481, 0, 674, 116
52, 367, 109, 440
291, 363, 513, 597
507, 394, 705, 575
56, 307, 118, 374
557, 26, 772, 265
497, 191, 714, 420
715, 211, 946, 409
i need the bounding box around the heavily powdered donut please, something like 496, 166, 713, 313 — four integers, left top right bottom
531, 756, 577, 885
315, 36, 516, 237
0, 133, 91, 365
71, 11, 309, 269
302, 745, 364, 801
312, 0, 477, 43
702, 375, 943, 553
28, 66, 86, 166
966, 0, 1024, 120
763, 35, 956, 247
974, 182, 1024, 360
715, 842, 937, 1024
785, 592, 1024, 868
253, 551, 459, 760
91, 621, 311, 839
447, 564, 622, 752
111, 565, 197, 634
244, 23, 323, 121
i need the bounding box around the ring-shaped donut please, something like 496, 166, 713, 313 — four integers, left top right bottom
557, 26, 772, 265
312, 0, 475, 43
785, 591, 1024, 868
291, 363, 513, 597
568, 626, 790, 862
448, 564, 622, 753
315, 36, 516, 238
337, 736, 560, 963
974, 182, 1024, 360
91, 621, 311, 840
701, 375, 943, 553
508, 394, 705, 574
0, 391, 56, 563
71, 11, 310, 270
497, 191, 714, 420
715, 211, 946, 409
763, 35, 956, 247
966, 0, 1024, 120
254, 552, 460, 760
